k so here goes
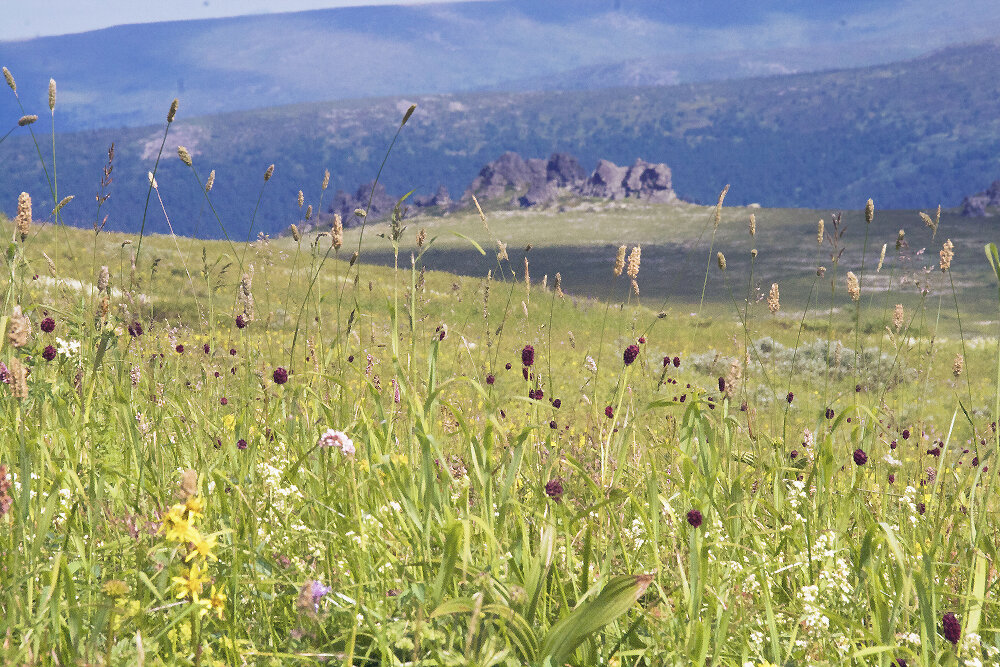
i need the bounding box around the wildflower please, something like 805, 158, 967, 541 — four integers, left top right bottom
786, 392, 794, 404
605, 405, 614, 419
236, 314, 247, 328
544, 478, 564, 501
826, 407, 835, 420
902, 429, 910, 440
0, 464, 12, 517
42, 345, 56, 361
298, 580, 331, 613
718, 377, 726, 393
521, 344, 535, 367
663, 355, 671, 367
673, 356, 680, 368
175, 344, 184, 353
586, 356, 598, 373
552, 398, 561, 408
102, 580, 131, 598
206, 585, 226, 619
853, 448, 868, 466
549, 420, 557, 429
942, 612, 961, 645
203, 343, 210, 354
318, 429, 354, 455
128, 321, 143, 337
237, 439, 247, 450
273, 367, 288, 385
687, 509, 703, 528
486, 373, 495, 385
173, 562, 211, 601
185, 532, 219, 562
623, 344, 639, 366
40, 317, 55, 333
185, 495, 205, 519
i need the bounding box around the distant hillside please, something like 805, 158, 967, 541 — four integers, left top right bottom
2, 40, 1000, 239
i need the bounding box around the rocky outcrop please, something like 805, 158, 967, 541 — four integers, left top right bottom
579, 158, 676, 202
413, 185, 451, 209
962, 180, 1000, 216
329, 181, 396, 225
465, 151, 544, 202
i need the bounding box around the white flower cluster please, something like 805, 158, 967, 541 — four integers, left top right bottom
318, 429, 355, 456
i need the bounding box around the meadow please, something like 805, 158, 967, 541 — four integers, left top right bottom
0, 77, 998, 666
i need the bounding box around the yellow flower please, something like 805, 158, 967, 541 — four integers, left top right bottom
185, 495, 206, 519
205, 585, 227, 619
173, 562, 211, 602
185, 532, 219, 563
164, 514, 200, 544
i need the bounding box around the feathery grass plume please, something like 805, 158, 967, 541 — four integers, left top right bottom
205, 169, 215, 192
264, 164, 274, 181
177, 146, 192, 166
297, 190, 304, 208
939, 239, 954, 271
48, 78, 56, 112
2, 67, 15, 93
846, 271, 860, 301
238, 267, 255, 320
349, 251, 358, 267
290, 224, 301, 242
8, 358, 27, 399
613, 244, 626, 276
555, 272, 563, 298
305, 205, 312, 220
767, 283, 780, 314
322, 169, 330, 191
877, 243, 886, 272
953, 353, 964, 377
42, 251, 56, 276
896, 229, 905, 250
17, 115, 37, 127
497, 240, 508, 262
52, 195, 73, 217
524, 256, 531, 293
401, 103, 417, 125
626, 245, 641, 279
893, 303, 904, 331
631, 279, 639, 296
167, 98, 179, 123
7, 306, 31, 347
97, 265, 110, 293
817, 219, 824, 245
716, 251, 726, 271
15, 192, 32, 242
331, 214, 344, 250
472, 194, 488, 227
748, 213, 756, 237
865, 198, 874, 224
416, 228, 426, 248
713, 184, 730, 230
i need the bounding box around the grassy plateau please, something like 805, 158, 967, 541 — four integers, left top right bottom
0, 73, 999, 667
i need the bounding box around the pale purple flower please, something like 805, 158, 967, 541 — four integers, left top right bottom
318, 429, 355, 456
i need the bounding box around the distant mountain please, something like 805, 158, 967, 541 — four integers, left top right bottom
3, 0, 998, 131
2, 40, 1000, 239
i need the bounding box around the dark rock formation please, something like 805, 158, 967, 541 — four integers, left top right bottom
329, 181, 395, 225
962, 180, 1000, 216
465, 151, 541, 202
546, 153, 586, 187
413, 185, 451, 209
518, 182, 558, 208
579, 158, 676, 202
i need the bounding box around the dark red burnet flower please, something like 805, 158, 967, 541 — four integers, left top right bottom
42, 345, 56, 361
175, 344, 184, 353
686, 509, 703, 528
273, 367, 289, 385
853, 448, 868, 466
902, 428, 910, 440
40, 317, 55, 333
826, 407, 835, 420
521, 345, 535, 367
942, 612, 961, 645
544, 478, 564, 501
230, 348, 237, 356
128, 321, 143, 337
203, 343, 210, 354
505, 362, 512, 371
663, 355, 671, 367
623, 344, 640, 366
638, 336, 645, 344
236, 314, 247, 329
220, 397, 228, 406
237, 439, 248, 450
786, 392, 794, 404
673, 356, 681, 368
718, 377, 726, 393
605, 405, 614, 419
486, 373, 495, 385
551, 398, 561, 408
549, 420, 557, 429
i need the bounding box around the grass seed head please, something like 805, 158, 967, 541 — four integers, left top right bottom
177, 146, 192, 166
305, 205, 312, 220
290, 224, 301, 242
893, 304, 904, 331
167, 98, 178, 123
940, 239, 954, 272
865, 198, 874, 223
264, 164, 274, 181
7, 306, 31, 348
322, 169, 330, 191
332, 214, 343, 250
953, 353, 964, 377
877, 243, 886, 272
2, 66, 15, 93
97, 265, 110, 292
297, 190, 304, 208
846, 271, 860, 301
626, 245, 641, 279
767, 283, 780, 313
713, 184, 729, 229
17, 115, 37, 127
716, 251, 726, 271
613, 245, 626, 276
48, 78, 56, 112
15, 192, 31, 242
896, 228, 905, 250
817, 219, 824, 245
8, 358, 27, 399
748, 213, 756, 237
204, 169, 215, 193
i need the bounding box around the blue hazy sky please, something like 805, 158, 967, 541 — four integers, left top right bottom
0, 0, 486, 41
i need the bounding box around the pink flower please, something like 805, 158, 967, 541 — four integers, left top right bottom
318, 429, 355, 456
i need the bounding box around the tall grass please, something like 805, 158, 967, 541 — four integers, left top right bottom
0, 70, 997, 667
